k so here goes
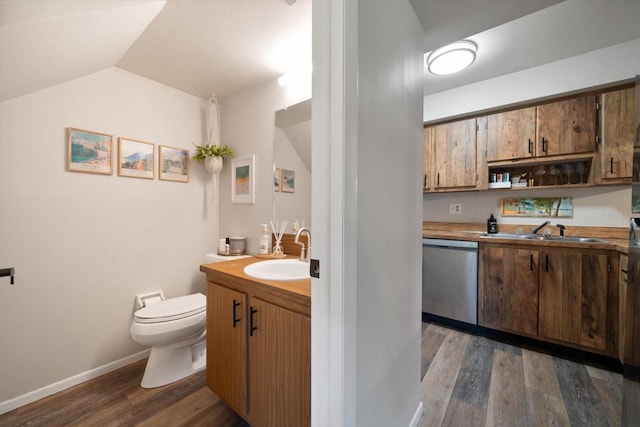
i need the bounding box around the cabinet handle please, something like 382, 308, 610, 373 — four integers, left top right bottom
424, 174, 427, 188
610, 157, 614, 174
541, 137, 547, 152
528, 139, 533, 154
530, 254, 533, 271
232, 299, 241, 328
437, 173, 440, 187
545, 254, 549, 272
249, 307, 258, 336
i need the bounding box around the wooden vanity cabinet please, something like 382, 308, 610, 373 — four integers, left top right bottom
598, 86, 635, 184
479, 242, 619, 356
536, 95, 599, 157
204, 263, 311, 427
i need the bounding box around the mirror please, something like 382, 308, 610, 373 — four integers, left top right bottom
273, 99, 311, 229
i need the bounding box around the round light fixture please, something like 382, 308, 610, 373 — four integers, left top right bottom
426, 40, 477, 76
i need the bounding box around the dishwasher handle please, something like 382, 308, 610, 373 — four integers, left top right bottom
422, 238, 478, 250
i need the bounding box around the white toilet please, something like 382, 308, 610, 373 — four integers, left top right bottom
130, 253, 249, 388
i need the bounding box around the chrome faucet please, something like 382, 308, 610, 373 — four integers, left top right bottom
294, 227, 311, 263
531, 220, 551, 235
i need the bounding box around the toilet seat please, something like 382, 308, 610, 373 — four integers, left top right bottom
134, 293, 205, 324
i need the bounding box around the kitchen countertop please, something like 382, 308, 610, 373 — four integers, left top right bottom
422, 222, 629, 253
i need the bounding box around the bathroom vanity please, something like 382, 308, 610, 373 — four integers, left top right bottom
200, 257, 311, 427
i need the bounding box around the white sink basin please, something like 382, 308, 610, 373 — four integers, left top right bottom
244, 259, 311, 281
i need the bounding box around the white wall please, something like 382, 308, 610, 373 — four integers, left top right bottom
312, 0, 424, 425
218, 80, 310, 254
0, 68, 214, 407
423, 38, 640, 228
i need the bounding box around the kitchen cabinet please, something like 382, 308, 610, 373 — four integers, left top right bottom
620, 253, 628, 362
423, 127, 433, 192
536, 95, 599, 157
538, 249, 613, 352
598, 87, 635, 184
431, 118, 478, 190
479, 242, 619, 356
479, 244, 539, 336
204, 260, 311, 427
486, 107, 537, 162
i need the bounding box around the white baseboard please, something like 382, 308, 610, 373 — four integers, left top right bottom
0, 349, 150, 415
409, 400, 424, 427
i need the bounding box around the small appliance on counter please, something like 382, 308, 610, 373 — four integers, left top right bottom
217, 236, 246, 256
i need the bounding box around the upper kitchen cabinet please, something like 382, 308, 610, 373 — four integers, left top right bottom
486, 107, 536, 162
422, 127, 433, 192
596, 86, 635, 184
536, 95, 599, 157
429, 118, 479, 191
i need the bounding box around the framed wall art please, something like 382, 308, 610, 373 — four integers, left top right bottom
159, 145, 189, 183
67, 127, 113, 175
281, 169, 295, 193
274, 167, 281, 192
118, 137, 155, 179
500, 197, 573, 217
232, 155, 255, 204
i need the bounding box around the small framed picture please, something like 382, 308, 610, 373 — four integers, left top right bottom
232, 155, 255, 204
118, 137, 155, 179
67, 127, 113, 175
159, 145, 189, 183
274, 167, 281, 192
281, 169, 295, 193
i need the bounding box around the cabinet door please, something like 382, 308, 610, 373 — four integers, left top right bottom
538, 250, 610, 352
432, 119, 477, 189
479, 244, 539, 335
207, 283, 247, 416
601, 87, 635, 181
486, 107, 536, 161
536, 95, 598, 156
423, 127, 433, 192
248, 298, 310, 427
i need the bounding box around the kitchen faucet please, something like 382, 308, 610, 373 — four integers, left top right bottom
556, 224, 566, 236
531, 220, 551, 235
294, 227, 311, 263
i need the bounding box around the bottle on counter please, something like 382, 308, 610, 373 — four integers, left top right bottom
258, 224, 270, 255
487, 214, 498, 234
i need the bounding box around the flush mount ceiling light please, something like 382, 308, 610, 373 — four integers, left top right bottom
426, 40, 478, 76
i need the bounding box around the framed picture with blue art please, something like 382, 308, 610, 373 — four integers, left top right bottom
67, 127, 113, 175
118, 137, 155, 179
159, 145, 189, 183
232, 155, 255, 204
281, 169, 295, 193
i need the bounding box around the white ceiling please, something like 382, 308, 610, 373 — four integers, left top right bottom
1, 0, 639, 103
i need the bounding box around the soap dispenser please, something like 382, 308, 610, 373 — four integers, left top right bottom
259, 224, 270, 255
487, 214, 498, 234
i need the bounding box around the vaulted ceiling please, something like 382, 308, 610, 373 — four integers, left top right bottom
1, 0, 639, 104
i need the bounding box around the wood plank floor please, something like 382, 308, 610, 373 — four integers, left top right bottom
0, 322, 623, 426
419, 322, 623, 427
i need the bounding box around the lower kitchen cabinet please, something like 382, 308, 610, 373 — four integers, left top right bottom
479, 243, 619, 357
206, 281, 311, 427
479, 245, 539, 335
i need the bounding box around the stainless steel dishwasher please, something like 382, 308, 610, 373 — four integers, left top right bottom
422, 238, 478, 325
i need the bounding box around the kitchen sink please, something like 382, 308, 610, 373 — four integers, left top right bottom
481, 233, 608, 244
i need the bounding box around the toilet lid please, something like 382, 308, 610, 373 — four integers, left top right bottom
134, 293, 206, 324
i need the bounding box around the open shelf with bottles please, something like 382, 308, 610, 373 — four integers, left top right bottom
488, 154, 593, 190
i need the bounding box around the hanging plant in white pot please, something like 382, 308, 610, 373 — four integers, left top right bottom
193, 95, 235, 202
193, 143, 235, 174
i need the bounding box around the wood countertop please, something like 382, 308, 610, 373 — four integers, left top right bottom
422, 221, 629, 253
200, 256, 311, 316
